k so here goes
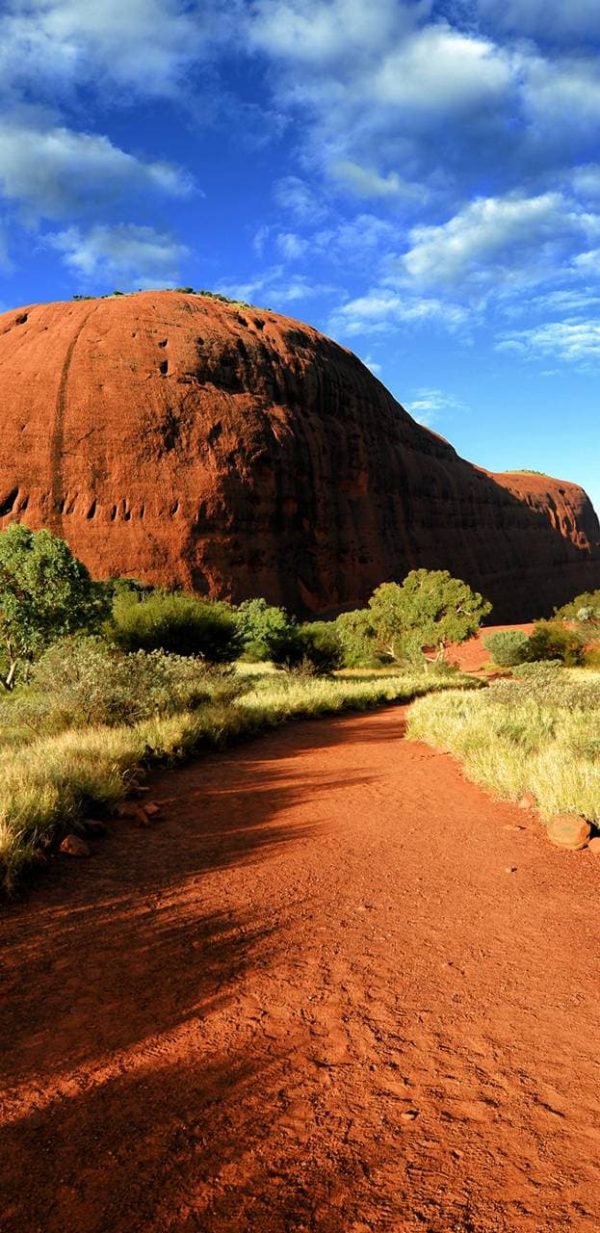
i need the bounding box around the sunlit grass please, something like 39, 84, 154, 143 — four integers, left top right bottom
408, 671, 600, 828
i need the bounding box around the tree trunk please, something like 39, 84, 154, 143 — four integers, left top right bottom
2, 659, 18, 691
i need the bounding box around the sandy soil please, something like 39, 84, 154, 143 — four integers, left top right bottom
1, 706, 599, 1232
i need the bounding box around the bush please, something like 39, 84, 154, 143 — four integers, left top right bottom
298, 622, 343, 674
335, 609, 379, 667
527, 620, 585, 666
109, 590, 239, 661
555, 590, 600, 621
484, 629, 531, 667
272, 621, 343, 675
235, 598, 292, 662
0, 523, 109, 687
0, 637, 242, 737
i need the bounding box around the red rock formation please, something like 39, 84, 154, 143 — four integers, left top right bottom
0, 290, 598, 620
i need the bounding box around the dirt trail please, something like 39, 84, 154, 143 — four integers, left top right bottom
1, 707, 599, 1233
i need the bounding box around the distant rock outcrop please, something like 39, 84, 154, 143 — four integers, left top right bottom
0, 290, 598, 620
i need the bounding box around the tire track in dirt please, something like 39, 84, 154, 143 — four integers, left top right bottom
1, 705, 599, 1232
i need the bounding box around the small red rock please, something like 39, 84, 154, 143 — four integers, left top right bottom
587, 837, 600, 854
518, 792, 537, 811
59, 834, 90, 857
547, 814, 591, 851
144, 802, 160, 817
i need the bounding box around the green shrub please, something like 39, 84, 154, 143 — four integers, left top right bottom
110, 590, 239, 661
235, 597, 292, 661
271, 621, 343, 674
0, 523, 109, 687
335, 609, 379, 667
298, 622, 343, 674
0, 637, 242, 738
555, 590, 600, 621
512, 660, 563, 678
484, 629, 531, 667
527, 620, 585, 666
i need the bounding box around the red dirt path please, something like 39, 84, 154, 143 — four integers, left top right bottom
1, 706, 599, 1232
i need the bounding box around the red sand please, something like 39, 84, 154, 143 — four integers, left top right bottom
1, 706, 599, 1232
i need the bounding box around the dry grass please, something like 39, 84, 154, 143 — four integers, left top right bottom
408, 669, 600, 827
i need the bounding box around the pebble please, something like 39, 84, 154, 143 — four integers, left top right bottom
59, 834, 90, 857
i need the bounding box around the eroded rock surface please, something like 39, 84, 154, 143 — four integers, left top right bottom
0, 290, 598, 619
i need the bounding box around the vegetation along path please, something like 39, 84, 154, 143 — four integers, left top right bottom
1, 705, 599, 1233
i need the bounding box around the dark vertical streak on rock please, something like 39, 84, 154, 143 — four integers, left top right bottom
50, 307, 97, 536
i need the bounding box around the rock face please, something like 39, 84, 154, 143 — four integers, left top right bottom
0, 290, 598, 620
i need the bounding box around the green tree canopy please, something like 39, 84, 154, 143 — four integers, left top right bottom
368, 569, 492, 664
335, 608, 377, 667
235, 597, 292, 661
0, 524, 108, 688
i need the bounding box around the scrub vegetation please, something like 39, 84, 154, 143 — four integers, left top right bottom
408, 663, 600, 828
0, 528, 481, 889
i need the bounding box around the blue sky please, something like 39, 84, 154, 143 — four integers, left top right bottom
1, 0, 599, 512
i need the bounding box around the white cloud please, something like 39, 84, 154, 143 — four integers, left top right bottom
216, 265, 337, 308
276, 231, 309, 260
361, 354, 383, 376
521, 53, 600, 139
252, 224, 270, 256
249, 0, 421, 65
478, 0, 600, 42
314, 213, 397, 262
404, 386, 467, 428
0, 117, 191, 220
523, 288, 600, 316
48, 223, 189, 287
400, 192, 597, 292
372, 25, 512, 116
331, 160, 425, 200
330, 289, 467, 337
499, 320, 600, 364
573, 249, 600, 276
273, 176, 327, 223
0, 0, 227, 100
572, 165, 600, 201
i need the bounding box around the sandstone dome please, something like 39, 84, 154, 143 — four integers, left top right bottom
0, 289, 598, 620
